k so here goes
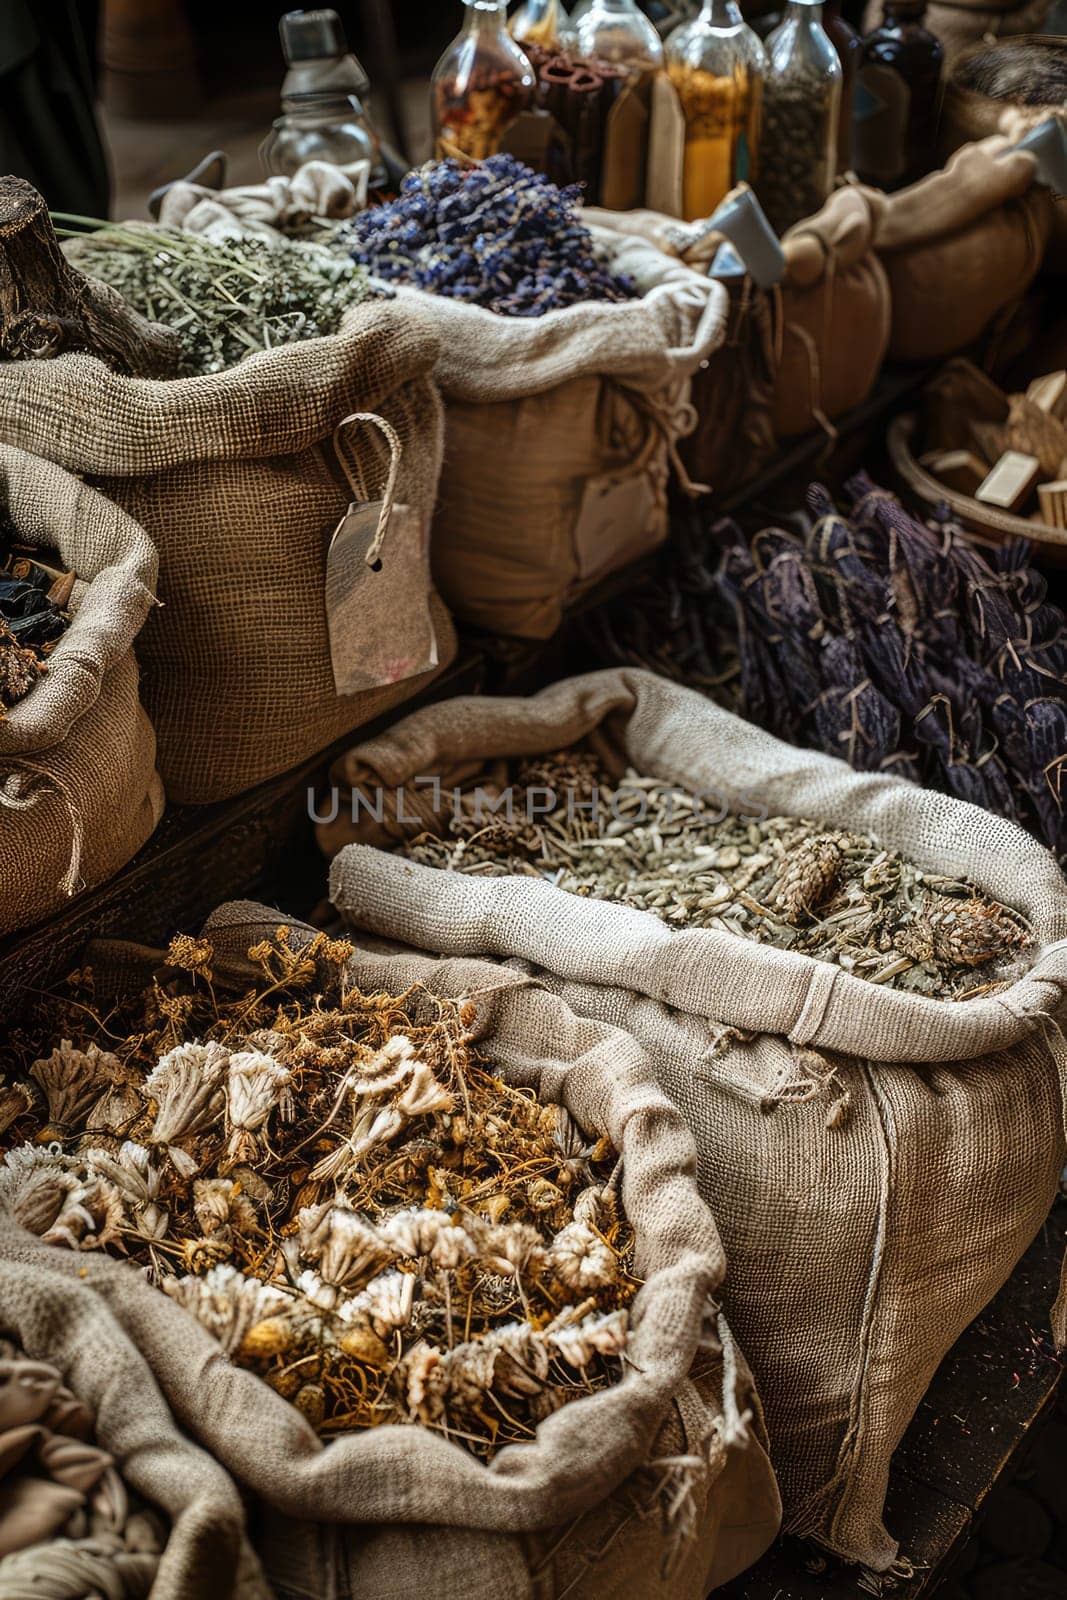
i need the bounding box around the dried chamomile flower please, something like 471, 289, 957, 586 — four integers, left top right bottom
223, 1050, 292, 1167
144, 1040, 230, 1174
0, 1148, 124, 1251
339, 1269, 416, 1341
0, 1083, 32, 1138
548, 1308, 629, 1369
296, 1200, 397, 1308
312, 1036, 452, 1181
163, 1265, 289, 1355
192, 1177, 259, 1243
85, 1142, 169, 1240
85, 1062, 144, 1138
483, 1321, 551, 1397
474, 1221, 548, 1280
380, 1207, 475, 1270
29, 1041, 125, 1138
166, 934, 215, 981
545, 1221, 617, 1292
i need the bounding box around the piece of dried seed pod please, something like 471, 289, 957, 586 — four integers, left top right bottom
545, 1220, 616, 1292
29, 1041, 126, 1139
771, 835, 844, 923
144, 1040, 230, 1169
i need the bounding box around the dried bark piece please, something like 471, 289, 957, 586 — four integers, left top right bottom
0, 176, 179, 376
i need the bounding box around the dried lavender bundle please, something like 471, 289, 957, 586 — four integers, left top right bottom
584, 482, 1067, 863
0, 929, 636, 1460
60, 223, 375, 377
333, 154, 638, 317
397, 754, 1034, 999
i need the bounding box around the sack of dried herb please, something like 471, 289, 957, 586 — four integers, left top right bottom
863, 134, 1053, 363
0, 445, 162, 937
0, 299, 455, 804
773, 187, 890, 440
0, 901, 780, 1599
367, 191, 727, 640
318, 665, 1067, 1573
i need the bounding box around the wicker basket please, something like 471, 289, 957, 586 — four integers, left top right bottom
887, 411, 1067, 567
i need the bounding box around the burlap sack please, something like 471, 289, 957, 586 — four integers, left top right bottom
773, 188, 891, 439
318, 666, 1067, 1572
864, 135, 1053, 363
0, 445, 163, 937
393, 221, 727, 639
0, 898, 780, 1599
861, 0, 1052, 64
583, 204, 780, 496
0, 299, 456, 804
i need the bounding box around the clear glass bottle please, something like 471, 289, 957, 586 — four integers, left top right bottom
665, 0, 766, 221
432, 0, 537, 161
755, 0, 841, 234
573, 0, 665, 67
510, 0, 577, 53
821, 0, 860, 171
853, 0, 943, 192
261, 89, 383, 182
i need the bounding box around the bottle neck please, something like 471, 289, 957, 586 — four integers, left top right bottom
784, 0, 824, 20
881, 0, 927, 19
461, 0, 509, 32
590, 0, 642, 13
699, 0, 744, 23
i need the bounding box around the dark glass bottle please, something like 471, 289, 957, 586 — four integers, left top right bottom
821, 0, 860, 171
853, 0, 942, 192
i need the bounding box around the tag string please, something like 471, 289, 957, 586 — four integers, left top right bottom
332, 411, 404, 566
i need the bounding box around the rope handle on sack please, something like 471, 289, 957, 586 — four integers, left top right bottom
331, 411, 404, 567
1, 762, 85, 898
611, 380, 710, 497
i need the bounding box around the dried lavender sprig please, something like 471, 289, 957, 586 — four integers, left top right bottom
333, 155, 637, 318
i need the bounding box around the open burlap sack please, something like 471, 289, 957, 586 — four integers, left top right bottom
389, 220, 727, 640
0, 898, 780, 1599
863, 135, 1053, 363
0, 299, 456, 804
0, 445, 163, 937
773, 188, 891, 440
861, 0, 1052, 64
318, 666, 1067, 1572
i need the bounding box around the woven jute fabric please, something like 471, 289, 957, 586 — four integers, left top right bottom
0, 299, 456, 803
0, 447, 162, 936
0, 898, 780, 1599
863, 136, 1052, 363
398, 218, 728, 640
318, 666, 1067, 1571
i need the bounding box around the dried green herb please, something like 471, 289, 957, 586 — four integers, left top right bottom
398, 754, 1034, 999
58, 221, 376, 377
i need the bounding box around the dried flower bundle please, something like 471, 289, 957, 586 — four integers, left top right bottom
0, 929, 636, 1459
397, 754, 1033, 999
334, 155, 638, 317
584, 477, 1067, 865
58, 223, 376, 377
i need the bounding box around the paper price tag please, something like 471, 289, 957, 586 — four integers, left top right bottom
325, 499, 438, 696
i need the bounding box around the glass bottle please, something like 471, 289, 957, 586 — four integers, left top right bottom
573, 0, 665, 68
272, 10, 398, 189
756, 0, 841, 234
261, 90, 382, 182
821, 0, 860, 171
432, 0, 537, 161
510, 0, 577, 53
853, 0, 943, 192
665, 0, 766, 221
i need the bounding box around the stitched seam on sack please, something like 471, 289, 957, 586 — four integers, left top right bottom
827, 1059, 894, 1552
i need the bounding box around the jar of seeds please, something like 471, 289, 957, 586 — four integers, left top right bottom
756, 0, 841, 235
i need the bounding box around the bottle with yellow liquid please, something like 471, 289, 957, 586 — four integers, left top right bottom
664, 0, 766, 222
